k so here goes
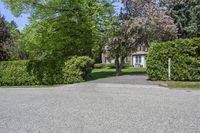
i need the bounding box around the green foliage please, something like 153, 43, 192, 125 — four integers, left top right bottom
106, 63, 116, 69
147, 38, 200, 81
0, 56, 94, 86
90, 67, 146, 80
123, 63, 132, 68
170, 0, 200, 38
0, 14, 24, 60
27, 60, 64, 85
0, 14, 10, 60
106, 63, 131, 69
5, 20, 23, 60
63, 56, 94, 81
94, 63, 106, 69
167, 81, 200, 89
94, 63, 132, 69
0, 60, 38, 86
2, 0, 117, 61
62, 63, 83, 84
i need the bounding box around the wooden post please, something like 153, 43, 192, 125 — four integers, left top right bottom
168, 58, 171, 81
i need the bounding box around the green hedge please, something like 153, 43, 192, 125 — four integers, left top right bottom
94, 63, 131, 69
0, 61, 38, 86
27, 60, 64, 85
94, 63, 106, 69
0, 56, 94, 86
147, 38, 200, 81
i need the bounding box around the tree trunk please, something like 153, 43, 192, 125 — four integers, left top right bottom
119, 56, 125, 74
115, 56, 125, 76
115, 55, 120, 76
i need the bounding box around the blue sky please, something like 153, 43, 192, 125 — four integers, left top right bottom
0, 2, 122, 31
0, 2, 30, 30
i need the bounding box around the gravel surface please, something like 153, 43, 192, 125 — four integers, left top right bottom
0, 75, 200, 133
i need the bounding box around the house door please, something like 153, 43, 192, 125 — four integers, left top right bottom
133, 55, 142, 67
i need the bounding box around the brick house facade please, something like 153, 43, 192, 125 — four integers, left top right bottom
102, 44, 148, 68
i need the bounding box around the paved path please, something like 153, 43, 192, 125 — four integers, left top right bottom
0, 75, 200, 133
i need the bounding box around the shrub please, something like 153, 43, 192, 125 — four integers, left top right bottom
123, 63, 132, 68
106, 63, 116, 69
63, 56, 94, 81
94, 63, 106, 69
62, 64, 83, 84
27, 60, 64, 85
106, 63, 131, 69
0, 56, 94, 86
0, 60, 38, 86
147, 38, 200, 81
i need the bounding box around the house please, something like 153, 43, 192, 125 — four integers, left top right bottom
102, 44, 148, 68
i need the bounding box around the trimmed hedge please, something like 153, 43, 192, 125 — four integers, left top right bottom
27, 60, 64, 85
94, 63, 106, 69
147, 38, 200, 81
0, 61, 38, 86
94, 63, 132, 69
0, 56, 94, 86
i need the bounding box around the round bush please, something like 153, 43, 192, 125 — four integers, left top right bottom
63, 56, 94, 81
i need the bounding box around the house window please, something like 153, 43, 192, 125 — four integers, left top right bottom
136, 56, 142, 64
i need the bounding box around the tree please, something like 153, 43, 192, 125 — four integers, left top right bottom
5, 20, 23, 60
123, 0, 178, 44
0, 14, 10, 60
169, 0, 200, 38
107, 0, 179, 76
106, 26, 131, 76
93, 1, 119, 63
2, 0, 117, 61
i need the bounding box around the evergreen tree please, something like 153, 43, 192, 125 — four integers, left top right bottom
170, 0, 200, 38
0, 15, 10, 60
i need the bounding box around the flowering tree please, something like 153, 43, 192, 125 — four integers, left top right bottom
123, 0, 179, 44
107, 0, 180, 76
106, 24, 131, 76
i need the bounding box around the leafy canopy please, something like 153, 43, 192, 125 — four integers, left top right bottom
2, 0, 117, 59
170, 0, 200, 38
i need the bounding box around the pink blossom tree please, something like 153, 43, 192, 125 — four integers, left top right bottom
123, 0, 179, 45
107, 0, 181, 76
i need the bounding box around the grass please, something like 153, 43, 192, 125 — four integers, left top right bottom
0, 84, 64, 88
89, 67, 146, 80
166, 81, 200, 89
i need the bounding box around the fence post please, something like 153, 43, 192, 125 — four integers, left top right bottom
168, 58, 171, 81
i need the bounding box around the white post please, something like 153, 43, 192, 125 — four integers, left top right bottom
168, 58, 171, 81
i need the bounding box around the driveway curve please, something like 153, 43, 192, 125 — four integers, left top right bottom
89, 74, 160, 85
0, 75, 199, 133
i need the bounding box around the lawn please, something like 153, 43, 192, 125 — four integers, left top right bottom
167, 81, 200, 89
89, 67, 146, 80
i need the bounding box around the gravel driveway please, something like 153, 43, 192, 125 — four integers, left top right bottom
0, 75, 200, 133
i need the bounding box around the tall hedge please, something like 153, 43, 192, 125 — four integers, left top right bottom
0, 56, 94, 86
147, 38, 200, 81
